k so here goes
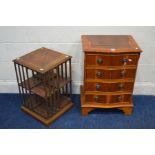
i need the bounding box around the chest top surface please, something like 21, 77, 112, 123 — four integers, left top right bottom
82, 35, 142, 53
13, 47, 71, 73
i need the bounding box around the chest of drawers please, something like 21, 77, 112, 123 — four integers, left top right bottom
80, 35, 142, 116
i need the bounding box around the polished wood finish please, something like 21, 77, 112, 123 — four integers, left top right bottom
82, 35, 142, 53
85, 54, 140, 67
81, 35, 142, 115
13, 47, 73, 126
21, 96, 73, 125
13, 47, 71, 74
85, 82, 134, 92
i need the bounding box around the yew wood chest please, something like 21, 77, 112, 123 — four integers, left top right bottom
80, 35, 142, 116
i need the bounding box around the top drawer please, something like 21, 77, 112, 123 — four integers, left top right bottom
85, 54, 139, 67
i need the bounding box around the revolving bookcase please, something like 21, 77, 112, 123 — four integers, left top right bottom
13, 47, 73, 126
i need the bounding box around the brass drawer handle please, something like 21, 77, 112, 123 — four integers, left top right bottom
118, 83, 124, 90
96, 83, 101, 90
120, 70, 126, 77
94, 96, 99, 102
96, 71, 103, 78
116, 96, 122, 102
122, 58, 129, 63
122, 58, 132, 64
97, 58, 103, 64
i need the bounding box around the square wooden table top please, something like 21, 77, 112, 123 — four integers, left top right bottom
82, 35, 142, 53
13, 47, 71, 73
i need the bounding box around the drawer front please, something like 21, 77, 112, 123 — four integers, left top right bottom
86, 68, 136, 80
86, 69, 110, 79
85, 95, 106, 103
109, 94, 131, 103
85, 82, 134, 92
111, 54, 139, 66
85, 55, 111, 66
85, 82, 109, 92
110, 82, 134, 92
85, 94, 131, 103
111, 69, 136, 79
85, 54, 139, 67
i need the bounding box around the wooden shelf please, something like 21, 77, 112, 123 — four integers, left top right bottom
19, 76, 41, 89
31, 78, 70, 98
49, 77, 71, 89
19, 75, 71, 98
31, 84, 54, 98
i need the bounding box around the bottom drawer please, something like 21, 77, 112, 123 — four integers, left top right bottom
85, 94, 131, 104
85, 95, 106, 103
109, 94, 131, 103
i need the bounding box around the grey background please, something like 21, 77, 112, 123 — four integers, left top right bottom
0, 26, 154, 94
